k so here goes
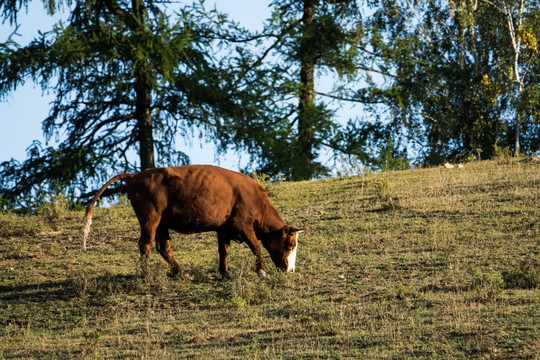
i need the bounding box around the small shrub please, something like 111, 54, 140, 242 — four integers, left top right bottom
367, 177, 391, 200
463, 153, 477, 163
494, 143, 513, 164
38, 194, 69, 229
368, 177, 403, 210
503, 256, 540, 289
250, 171, 270, 187
0, 212, 45, 237
468, 266, 504, 300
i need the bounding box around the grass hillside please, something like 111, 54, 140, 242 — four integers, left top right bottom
1, 160, 539, 359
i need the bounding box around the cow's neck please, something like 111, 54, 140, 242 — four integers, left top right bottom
257, 203, 286, 234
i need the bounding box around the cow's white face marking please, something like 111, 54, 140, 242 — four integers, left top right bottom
286, 233, 298, 272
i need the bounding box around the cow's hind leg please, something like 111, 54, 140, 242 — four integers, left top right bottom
217, 232, 232, 279
138, 221, 158, 279
155, 225, 189, 279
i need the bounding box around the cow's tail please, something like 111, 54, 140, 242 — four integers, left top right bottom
83, 173, 133, 250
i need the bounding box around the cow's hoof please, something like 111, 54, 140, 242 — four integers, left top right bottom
181, 272, 192, 281
220, 272, 231, 280
257, 269, 267, 278
168, 270, 192, 281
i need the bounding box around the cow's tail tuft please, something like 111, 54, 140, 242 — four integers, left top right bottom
82, 209, 93, 250
82, 173, 132, 250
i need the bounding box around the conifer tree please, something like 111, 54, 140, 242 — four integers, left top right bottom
242, 0, 363, 180
0, 0, 262, 207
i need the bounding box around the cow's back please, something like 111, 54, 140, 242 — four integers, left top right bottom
127, 165, 266, 232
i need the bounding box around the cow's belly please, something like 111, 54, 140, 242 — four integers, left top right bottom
161, 206, 231, 234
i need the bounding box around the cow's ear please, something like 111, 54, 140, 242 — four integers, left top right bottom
288, 226, 304, 234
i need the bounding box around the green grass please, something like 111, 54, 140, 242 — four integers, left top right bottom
1, 160, 539, 359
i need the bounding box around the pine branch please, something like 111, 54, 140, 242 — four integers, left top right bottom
314, 90, 387, 104
356, 65, 403, 80
103, 0, 130, 19
79, 113, 136, 148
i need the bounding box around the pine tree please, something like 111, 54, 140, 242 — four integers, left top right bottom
0, 0, 261, 207
243, 0, 363, 180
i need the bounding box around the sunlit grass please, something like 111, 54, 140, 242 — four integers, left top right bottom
1, 160, 539, 358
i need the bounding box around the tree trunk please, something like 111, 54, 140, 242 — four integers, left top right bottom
132, 0, 155, 170
297, 0, 316, 180
506, 0, 524, 156
514, 121, 520, 156
135, 81, 155, 170
514, 81, 522, 157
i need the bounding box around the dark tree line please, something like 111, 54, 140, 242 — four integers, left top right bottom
1, 0, 540, 209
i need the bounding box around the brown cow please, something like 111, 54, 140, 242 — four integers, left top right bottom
82, 165, 303, 278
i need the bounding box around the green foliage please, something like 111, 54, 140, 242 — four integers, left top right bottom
503, 255, 540, 289
373, 136, 410, 172
249, 171, 271, 189
363, 0, 540, 165
468, 266, 505, 301
37, 194, 69, 223
493, 143, 513, 163
0, 192, 72, 236
238, 0, 364, 180
0, 211, 45, 237
332, 120, 411, 173
3, 0, 540, 209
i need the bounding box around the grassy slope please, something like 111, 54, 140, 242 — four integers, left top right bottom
0, 160, 539, 359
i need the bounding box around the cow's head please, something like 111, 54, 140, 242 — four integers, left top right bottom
263, 225, 304, 272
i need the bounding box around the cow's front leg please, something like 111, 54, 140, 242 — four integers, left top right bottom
240, 228, 266, 277
217, 233, 232, 279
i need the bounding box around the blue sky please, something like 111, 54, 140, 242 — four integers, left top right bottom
0, 1, 358, 173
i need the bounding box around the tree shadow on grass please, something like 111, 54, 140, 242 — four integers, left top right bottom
0, 264, 259, 319
0, 279, 76, 303
0, 273, 141, 304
